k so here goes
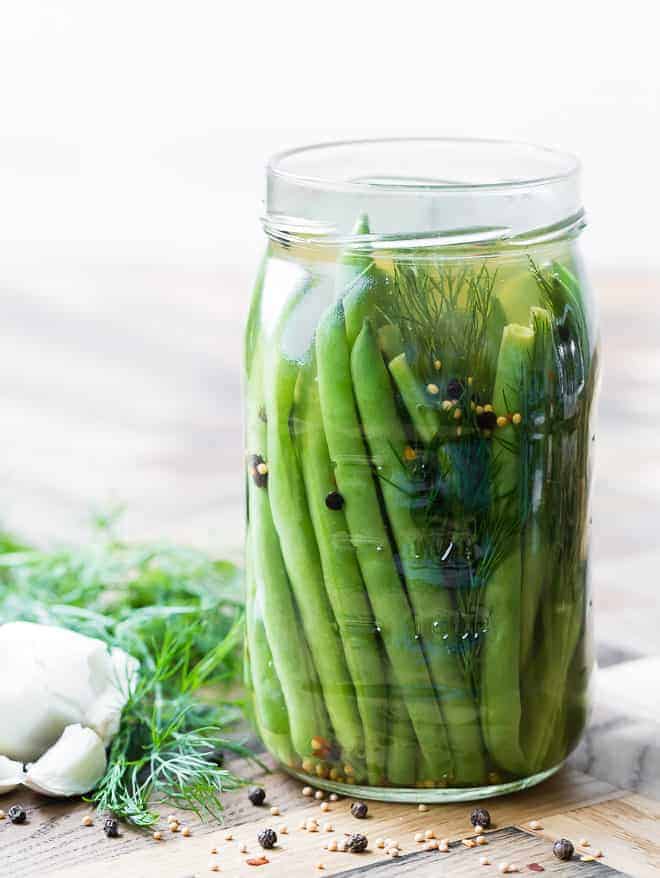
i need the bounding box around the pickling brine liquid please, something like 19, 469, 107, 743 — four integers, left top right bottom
243, 140, 599, 801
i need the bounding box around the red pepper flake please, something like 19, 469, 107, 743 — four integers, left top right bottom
528, 864, 545, 872
247, 856, 270, 866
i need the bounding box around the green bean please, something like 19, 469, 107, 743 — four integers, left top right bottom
316, 303, 452, 782
480, 323, 535, 776
338, 215, 388, 348
520, 307, 554, 670
246, 344, 330, 762
295, 360, 388, 785
385, 665, 418, 788
265, 299, 365, 776
245, 526, 296, 767
351, 320, 486, 785
389, 351, 441, 444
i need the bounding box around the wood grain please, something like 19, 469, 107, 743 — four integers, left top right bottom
0, 764, 618, 878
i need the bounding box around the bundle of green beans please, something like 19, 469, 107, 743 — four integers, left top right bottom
244, 219, 597, 789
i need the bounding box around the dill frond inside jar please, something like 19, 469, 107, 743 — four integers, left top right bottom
244, 138, 599, 801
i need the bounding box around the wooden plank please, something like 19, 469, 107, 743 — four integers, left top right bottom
35, 768, 617, 878
541, 794, 660, 878
336, 829, 627, 876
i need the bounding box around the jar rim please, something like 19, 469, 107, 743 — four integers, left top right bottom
268, 137, 580, 195
264, 138, 584, 248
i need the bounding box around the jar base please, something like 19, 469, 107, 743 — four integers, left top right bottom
282, 762, 563, 803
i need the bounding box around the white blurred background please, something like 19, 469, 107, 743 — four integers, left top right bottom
1, 1, 658, 589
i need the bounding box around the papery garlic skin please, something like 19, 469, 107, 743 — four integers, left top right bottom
0, 622, 138, 763
0, 754, 24, 794
24, 724, 107, 797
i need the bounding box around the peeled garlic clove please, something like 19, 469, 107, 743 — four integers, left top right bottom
0, 755, 24, 794
0, 622, 138, 761
24, 724, 107, 797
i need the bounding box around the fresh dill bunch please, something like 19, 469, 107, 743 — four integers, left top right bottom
90, 620, 257, 826
0, 518, 255, 827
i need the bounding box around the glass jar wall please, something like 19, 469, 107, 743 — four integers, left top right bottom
244, 139, 599, 801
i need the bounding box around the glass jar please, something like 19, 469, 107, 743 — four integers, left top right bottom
244, 139, 599, 802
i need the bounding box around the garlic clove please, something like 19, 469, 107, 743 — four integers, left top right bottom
24, 724, 107, 797
84, 647, 140, 746
0, 754, 24, 794
0, 622, 138, 761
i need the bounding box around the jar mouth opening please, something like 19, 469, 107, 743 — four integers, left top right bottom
265, 138, 583, 247
268, 137, 580, 195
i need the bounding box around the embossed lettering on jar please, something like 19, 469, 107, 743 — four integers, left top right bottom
243, 138, 599, 802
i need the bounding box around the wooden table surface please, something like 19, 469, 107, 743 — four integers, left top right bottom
1, 265, 659, 876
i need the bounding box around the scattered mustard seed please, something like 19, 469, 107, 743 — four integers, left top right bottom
434, 359, 442, 370
82, 815, 93, 827
528, 820, 543, 831
414, 832, 424, 843
418, 804, 429, 813
302, 786, 313, 797
315, 790, 325, 801
329, 793, 339, 802
320, 802, 330, 812
484, 404, 494, 413
480, 855, 491, 866
153, 831, 163, 841
454, 408, 462, 420
496, 415, 508, 428
512, 412, 522, 425
427, 383, 440, 395
208, 864, 220, 873
442, 400, 453, 411
280, 825, 288, 835
270, 806, 280, 817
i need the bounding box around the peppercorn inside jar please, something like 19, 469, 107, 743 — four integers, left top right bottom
244, 138, 599, 802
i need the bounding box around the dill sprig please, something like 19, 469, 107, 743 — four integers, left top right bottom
0, 516, 256, 827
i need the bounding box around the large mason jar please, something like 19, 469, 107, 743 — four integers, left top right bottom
244, 139, 599, 801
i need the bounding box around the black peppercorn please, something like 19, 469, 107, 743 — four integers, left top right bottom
476, 410, 498, 431
250, 454, 268, 488
350, 801, 368, 819
470, 806, 491, 829
8, 805, 27, 825
347, 832, 368, 853
104, 817, 120, 838
446, 378, 465, 399
258, 828, 277, 849
248, 786, 266, 807
552, 838, 575, 861
325, 491, 344, 511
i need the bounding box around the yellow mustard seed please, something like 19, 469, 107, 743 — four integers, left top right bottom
476, 405, 484, 415
484, 404, 494, 413
82, 815, 94, 827
441, 399, 453, 411
453, 408, 462, 420
403, 445, 417, 461
512, 412, 522, 425
182, 826, 191, 837
427, 383, 440, 395
153, 831, 163, 841
467, 376, 474, 386
434, 359, 442, 370
496, 416, 508, 428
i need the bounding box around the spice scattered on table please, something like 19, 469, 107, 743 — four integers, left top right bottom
480, 855, 491, 866
528, 865, 545, 873
314, 790, 325, 801
8, 805, 27, 825
329, 793, 339, 802
528, 820, 543, 831
208, 863, 220, 873
302, 786, 313, 797
350, 801, 368, 819
103, 816, 119, 838
82, 815, 94, 827
182, 826, 191, 837
552, 838, 575, 861
153, 831, 163, 841
249, 786, 267, 807
258, 828, 277, 850
347, 833, 368, 853
246, 856, 270, 867
319, 801, 330, 813
269, 806, 280, 816
418, 804, 429, 813
471, 807, 492, 829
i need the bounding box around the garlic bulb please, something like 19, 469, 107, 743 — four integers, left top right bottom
0, 622, 139, 796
